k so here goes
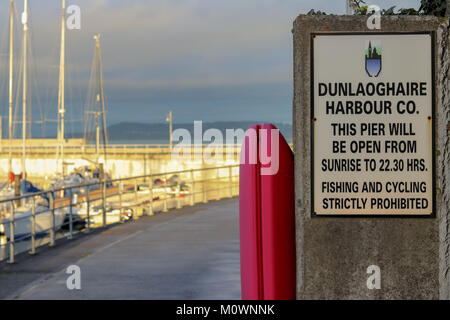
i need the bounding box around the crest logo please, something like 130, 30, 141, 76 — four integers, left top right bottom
365, 40, 382, 77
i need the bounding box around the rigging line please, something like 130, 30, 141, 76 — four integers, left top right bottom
85, 51, 95, 136
12, 120, 44, 124
0, 4, 9, 108
67, 32, 86, 140
67, 52, 84, 139
85, 48, 97, 142
27, 9, 45, 138
65, 38, 76, 139
9, 0, 20, 117
43, 118, 83, 123
0, 8, 10, 119
30, 48, 44, 137
42, 21, 60, 139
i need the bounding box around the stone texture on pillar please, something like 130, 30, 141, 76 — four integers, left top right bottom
293, 15, 449, 299
437, 19, 450, 300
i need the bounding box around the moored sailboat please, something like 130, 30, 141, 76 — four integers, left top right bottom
0, 0, 65, 240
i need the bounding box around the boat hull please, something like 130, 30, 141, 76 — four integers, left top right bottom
0, 209, 65, 241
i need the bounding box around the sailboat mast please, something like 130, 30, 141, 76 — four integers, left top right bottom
95, 34, 108, 147
21, 0, 28, 177
93, 34, 108, 166
57, 0, 66, 176
8, 0, 14, 179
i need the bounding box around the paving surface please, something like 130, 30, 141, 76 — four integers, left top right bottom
0, 198, 241, 300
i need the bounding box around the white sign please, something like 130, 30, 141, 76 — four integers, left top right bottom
312, 33, 434, 216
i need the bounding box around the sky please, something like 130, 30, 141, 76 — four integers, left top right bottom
0, 0, 421, 132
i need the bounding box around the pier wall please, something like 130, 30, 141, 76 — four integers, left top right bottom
0, 148, 240, 183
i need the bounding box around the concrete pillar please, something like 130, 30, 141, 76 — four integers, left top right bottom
437, 17, 450, 299
293, 15, 449, 299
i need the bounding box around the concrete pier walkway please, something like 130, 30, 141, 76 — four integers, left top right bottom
0, 198, 241, 300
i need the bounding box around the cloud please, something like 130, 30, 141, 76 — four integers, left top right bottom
0, 0, 421, 126
20, 0, 309, 87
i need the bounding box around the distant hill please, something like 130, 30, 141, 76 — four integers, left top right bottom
75, 121, 293, 143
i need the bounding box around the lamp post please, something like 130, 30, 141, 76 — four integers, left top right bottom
166, 111, 173, 151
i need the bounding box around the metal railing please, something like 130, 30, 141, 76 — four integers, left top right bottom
0, 164, 239, 263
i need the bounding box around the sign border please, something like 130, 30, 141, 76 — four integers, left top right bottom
310, 31, 436, 218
